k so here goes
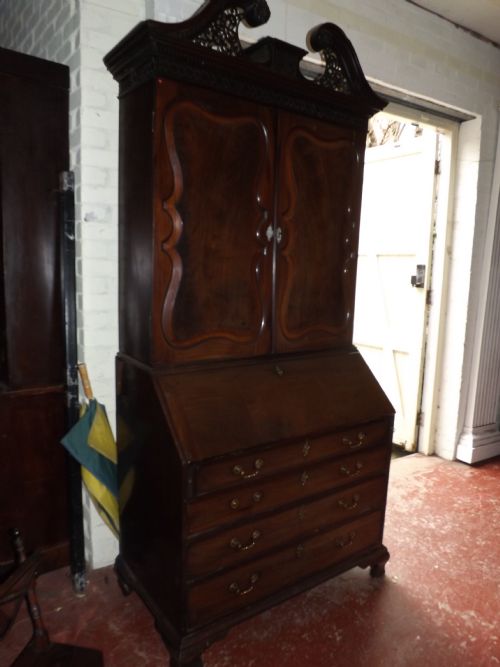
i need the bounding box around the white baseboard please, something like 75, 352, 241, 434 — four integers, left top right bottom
456, 424, 500, 464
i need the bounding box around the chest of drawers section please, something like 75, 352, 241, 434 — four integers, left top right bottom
115, 351, 394, 664
183, 418, 392, 627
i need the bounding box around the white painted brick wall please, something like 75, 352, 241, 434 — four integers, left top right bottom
78, 0, 145, 568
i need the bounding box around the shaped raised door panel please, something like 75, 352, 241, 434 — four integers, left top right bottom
152, 81, 274, 364
275, 112, 367, 353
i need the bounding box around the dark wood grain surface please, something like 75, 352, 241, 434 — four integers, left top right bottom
0, 47, 70, 571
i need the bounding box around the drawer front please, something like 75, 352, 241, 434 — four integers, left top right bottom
186, 445, 389, 535
187, 510, 383, 627
187, 476, 387, 578
195, 419, 389, 494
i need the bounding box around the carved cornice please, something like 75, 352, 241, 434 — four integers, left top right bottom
104, 0, 386, 126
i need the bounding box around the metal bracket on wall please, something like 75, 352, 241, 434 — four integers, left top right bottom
411, 264, 426, 288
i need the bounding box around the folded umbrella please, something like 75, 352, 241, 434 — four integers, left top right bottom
61, 364, 119, 537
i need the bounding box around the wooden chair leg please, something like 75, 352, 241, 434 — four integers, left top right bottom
11, 529, 50, 650
3, 529, 104, 667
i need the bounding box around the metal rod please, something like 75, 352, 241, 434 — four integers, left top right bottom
59, 170, 87, 594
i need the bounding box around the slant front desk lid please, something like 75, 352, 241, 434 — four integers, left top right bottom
154, 350, 394, 462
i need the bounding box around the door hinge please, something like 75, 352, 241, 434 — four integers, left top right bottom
434, 159, 441, 175
416, 410, 423, 427
426, 289, 432, 306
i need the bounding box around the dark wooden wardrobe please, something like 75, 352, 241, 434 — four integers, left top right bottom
0, 47, 70, 571
105, 1, 394, 665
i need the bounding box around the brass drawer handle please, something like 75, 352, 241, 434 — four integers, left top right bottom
339, 461, 363, 478
232, 458, 264, 479
342, 432, 367, 449
230, 530, 261, 551
338, 493, 360, 510
229, 573, 259, 596
230, 492, 262, 511
302, 440, 311, 457
300, 471, 310, 486
335, 531, 356, 549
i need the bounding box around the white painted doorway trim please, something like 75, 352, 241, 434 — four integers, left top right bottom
416, 109, 458, 456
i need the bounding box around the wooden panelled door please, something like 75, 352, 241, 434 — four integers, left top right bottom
0, 47, 70, 570
153, 81, 275, 364
274, 112, 366, 353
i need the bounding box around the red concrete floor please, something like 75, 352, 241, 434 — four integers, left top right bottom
1, 454, 499, 666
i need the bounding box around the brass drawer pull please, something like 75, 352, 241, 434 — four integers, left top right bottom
338, 493, 360, 510
339, 461, 363, 477
300, 471, 310, 486
335, 531, 356, 549
232, 458, 264, 479
230, 492, 262, 511
230, 530, 261, 551
342, 432, 367, 449
229, 573, 259, 596
302, 440, 311, 457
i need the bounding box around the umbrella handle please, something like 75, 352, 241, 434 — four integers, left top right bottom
77, 362, 94, 400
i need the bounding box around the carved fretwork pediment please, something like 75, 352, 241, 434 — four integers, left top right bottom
189, 0, 270, 56
104, 0, 386, 125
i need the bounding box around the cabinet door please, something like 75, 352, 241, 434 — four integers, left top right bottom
274, 112, 366, 353
152, 81, 274, 364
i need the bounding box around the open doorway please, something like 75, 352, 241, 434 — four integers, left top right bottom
354, 105, 457, 455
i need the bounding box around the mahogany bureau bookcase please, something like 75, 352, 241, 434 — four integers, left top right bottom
105, 1, 394, 665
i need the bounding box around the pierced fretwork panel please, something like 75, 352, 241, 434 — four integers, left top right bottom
192, 7, 245, 56
314, 49, 351, 94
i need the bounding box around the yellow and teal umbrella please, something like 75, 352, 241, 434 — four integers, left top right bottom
61, 364, 119, 537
